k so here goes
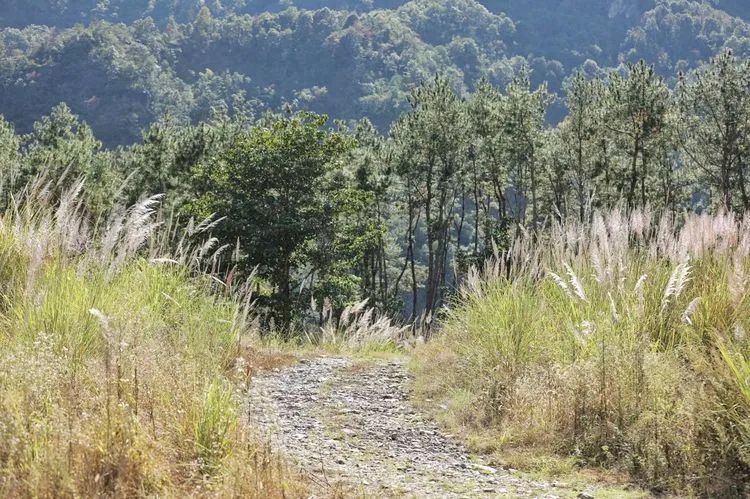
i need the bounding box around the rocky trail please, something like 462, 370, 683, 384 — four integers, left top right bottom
247, 357, 580, 498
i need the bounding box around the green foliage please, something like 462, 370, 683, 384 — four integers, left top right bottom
0, 22, 193, 146
0, 50, 747, 328
602, 61, 675, 210
0, 116, 21, 204
0, 4, 750, 492
397, 0, 513, 51
191, 111, 356, 328
623, 0, 750, 71
193, 380, 238, 473
124, 114, 237, 208
391, 75, 470, 316
678, 50, 750, 210
2, 0, 750, 144
554, 73, 601, 219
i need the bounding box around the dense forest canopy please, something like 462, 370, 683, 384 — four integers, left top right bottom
1, 0, 750, 328
1, 50, 749, 328
1, 0, 749, 144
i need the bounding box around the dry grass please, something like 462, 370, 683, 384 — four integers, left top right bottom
308, 297, 411, 355
0, 181, 308, 497
413, 207, 750, 496
236, 346, 299, 379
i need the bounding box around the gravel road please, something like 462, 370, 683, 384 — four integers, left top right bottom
248, 356, 569, 498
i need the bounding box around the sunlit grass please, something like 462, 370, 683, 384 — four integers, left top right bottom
413, 208, 750, 495
0, 183, 307, 497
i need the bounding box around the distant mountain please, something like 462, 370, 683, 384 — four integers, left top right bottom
0, 0, 748, 145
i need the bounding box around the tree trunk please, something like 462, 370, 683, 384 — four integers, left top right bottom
278, 256, 292, 335
473, 159, 481, 254
530, 159, 538, 225
627, 136, 641, 210
577, 137, 585, 222
424, 176, 434, 318
640, 149, 648, 208
737, 158, 750, 211
721, 144, 733, 209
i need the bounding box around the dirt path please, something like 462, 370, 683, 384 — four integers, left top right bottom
247, 357, 568, 497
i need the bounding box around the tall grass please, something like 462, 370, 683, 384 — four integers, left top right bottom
309, 297, 410, 354
0, 181, 305, 497
413, 207, 750, 495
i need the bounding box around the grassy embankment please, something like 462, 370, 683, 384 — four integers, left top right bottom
0, 183, 309, 497
414, 208, 750, 496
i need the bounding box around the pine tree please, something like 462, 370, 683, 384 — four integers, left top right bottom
501, 68, 551, 225
603, 61, 672, 210
559, 72, 601, 219
390, 75, 469, 321
679, 51, 750, 210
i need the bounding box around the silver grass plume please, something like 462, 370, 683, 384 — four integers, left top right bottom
565, 263, 588, 302
734, 324, 746, 343
662, 260, 691, 312
574, 320, 595, 346
608, 292, 619, 323
681, 297, 702, 325
548, 270, 574, 300
728, 254, 747, 307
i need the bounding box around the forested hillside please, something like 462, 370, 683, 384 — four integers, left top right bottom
1, 2, 750, 497
1, 0, 749, 144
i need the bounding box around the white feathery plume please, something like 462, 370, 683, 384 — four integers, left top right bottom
462, 265, 484, 299
681, 297, 702, 325
351, 298, 369, 315
608, 292, 619, 323
548, 270, 574, 300
592, 248, 606, 284
734, 324, 746, 343
634, 274, 648, 295
198, 237, 219, 258
211, 243, 231, 261
662, 259, 691, 312
123, 194, 163, 254
574, 320, 595, 346
728, 255, 747, 307
88, 308, 114, 344
150, 258, 179, 265
565, 263, 588, 302
194, 214, 227, 235
322, 297, 332, 323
